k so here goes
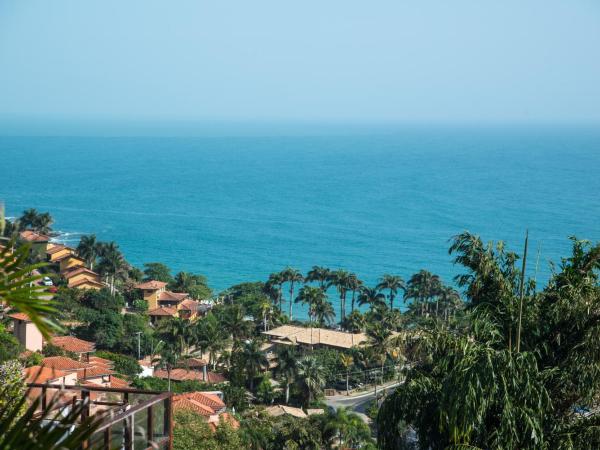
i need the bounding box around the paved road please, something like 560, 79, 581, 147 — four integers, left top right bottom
325, 381, 402, 421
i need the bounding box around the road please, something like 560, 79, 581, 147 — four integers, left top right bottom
325, 381, 402, 420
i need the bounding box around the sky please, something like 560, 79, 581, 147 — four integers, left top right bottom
0, 0, 599, 127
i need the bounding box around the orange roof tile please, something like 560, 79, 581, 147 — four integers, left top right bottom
148, 306, 178, 317
63, 267, 99, 279
78, 366, 114, 379
158, 291, 189, 302
185, 392, 225, 410
135, 280, 168, 290
178, 299, 199, 311
110, 376, 130, 388
154, 368, 226, 383
9, 312, 31, 321
42, 356, 91, 371
19, 231, 50, 242
69, 278, 104, 289
24, 365, 69, 383
47, 245, 72, 255
87, 356, 114, 368
173, 397, 215, 416
51, 336, 95, 353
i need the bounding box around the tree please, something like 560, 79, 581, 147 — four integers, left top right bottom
330, 269, 352, 323
313, 294, 335, 326
342, 310, 366, 332
340, 354, 354, 395
0, 325, 21, 363
296, 356, 326, 408
295, 285, 327, 325
378, 234, 600, 450
347, 273, 363, 314
322, 407, 375, 448
217, 304, 252, 345
438, 285, 462, 320
357, 286, 386, 310
76, 234, 100, 270
305, 266, 332, 290
97, 242, 127, 295
158, 317, 193, 355
143, 262, 173, 283
195, 314, 228, 370
281, 267, 303, 320
173, 410, 243, 450
265, 272, 285, 314
405, 270, 441, 317
367, 323, 394, 398
171, 271, 212, 299
18, 208, 53, 234
237, 339, 269, 391
275, 346, 298, 404
95, 351, 142, 377
376, 274, 405, 310
156, 343, 180, 391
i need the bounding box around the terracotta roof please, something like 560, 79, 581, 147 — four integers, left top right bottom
178, 299, 199, 311
110, 376, 130, 388
181, 358, 208, 368
9, 312, 31, 321
63, 266, 98, 279
87, 356, 114, 370
69, 278, 104, 289
135, 280, 168, 290
263, 325, 368, 349
186, 392, 225, 410
51, 336, 96, 353
54, 252, 79, 262
159, 291, 189, 302
24, 365, 70, 383
173, 392, 228, 421
154, 368, 226, 383
174, 397, 215, 416
46, 245, 67, 255
19, 230, 50, 242
265, 405, 307, 418
148, 306, 178, 317
42, 356, 91, 371
78, 366, 114, 379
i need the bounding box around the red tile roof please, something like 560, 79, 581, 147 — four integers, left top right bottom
178, 299, 199, 311
78, 366, 114, 379
173, 392, 225, 416
110, 376, 130, 389
47, 245, 73, 255
24, 365, 70, 383
9, 312, 31, 321
154, 368, 226, 383
42, 356, 91, 371
148, 306, 178, 317
63, 267, 99, 279
135, 280, 168, 290
69, 278, 105, 289
181, 357, 208, 368
19, 230, 50, 242
87, 356, 114, 369
51, 336, 96, 353
186, 392, 225, 410
158, 291, 189, 302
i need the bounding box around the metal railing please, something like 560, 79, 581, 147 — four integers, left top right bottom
27, 383, 173, 450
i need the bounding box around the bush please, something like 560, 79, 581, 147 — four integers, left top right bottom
95, 351, 142, 377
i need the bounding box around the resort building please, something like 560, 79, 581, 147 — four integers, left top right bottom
263, 325, 368, 351
136, 279, 205, 322
46, 244, 76, 263
9, 312, 43, 352
18, 230, 51, 255
39, 355, 129, 389
59, 254, 87, 274
134, 280, 169, 310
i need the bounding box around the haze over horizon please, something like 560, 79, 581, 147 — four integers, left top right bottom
1, 0, 600, 134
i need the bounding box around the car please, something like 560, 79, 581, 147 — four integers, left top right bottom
42, 277, 53, 286
48, 286, 58, 293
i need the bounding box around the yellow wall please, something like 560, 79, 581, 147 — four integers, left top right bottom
49, 248, 74, 262
60, 256, 86, 274
143, 289, 163, 310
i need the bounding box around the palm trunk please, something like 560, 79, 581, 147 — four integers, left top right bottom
285, 383, 290, 404
351, 289, 356, 313
436, 299, 439, 317
389, 292, 394, 310
289, 282, 295, 320
346, 369, 350, 396
167, 367, 172, 391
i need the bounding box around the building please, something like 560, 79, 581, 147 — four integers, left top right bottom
40, 355, 127, 388
134, 280, 169, 310
9, 312, 43, 352
173, 391, 239, 430
63, 266, 104, 290
50, 335, 96, 361
153, 367, 226, 384
18, 230, 51, 255
59, 255, 87, 275
263, 325, 368, 351
46, 244, 76, 263
137, 279, 205, 322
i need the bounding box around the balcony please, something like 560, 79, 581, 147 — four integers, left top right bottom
27, 383, 173, 450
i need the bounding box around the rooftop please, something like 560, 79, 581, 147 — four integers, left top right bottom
154, 368, 226, 384
135, 280, 168, 290
265, 404, 307, 418
51, 335, 96, 353
24, 365, 69, 383
19, 230, 50, 242
63, 266, 99, 279
148, 306, 178, 317
42, 356, 92, 371
158, 291, 189, 302
263, 325, 368, 349
9, 312, 31, 322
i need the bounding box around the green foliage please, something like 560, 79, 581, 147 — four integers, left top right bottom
311, 348, 346, 386
143, 262, 173, 283
255, 374, 275, 404
222, 384, 250, 412
42, 343, 77, 359
171, 271, 212, 299
173, 410, 243, 450
0, 360, 25, 412
95, 350, 142, 377
18, 208, 53, 234
132, 376, 228, 394
20, 351, 43, 367
0, 325, 21, 363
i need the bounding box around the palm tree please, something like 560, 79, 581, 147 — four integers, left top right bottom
156, 343, 179, 391
330, 269, 352, 323
18, 208, 39, 230
239, 339, 269, 391
313, 295, 335, 326
295, 285, 326, 324
376, 274, 405, 310
347, 273, 363, 314
322, 407, 374, 448
357, 286, 386, 310
18, 208, 53, 233
438, 285, 462, 320
219, 304, 252, 345
96, 241, 127, 295
296, 356, 326, 408
343, 310, 366, 333
265, 272, 285, 314
258, 297, 272, 332
275, 346, 298, 404
340, 354, 354, 395
405, 270, 441, 316
76, 234, 99, 270
367, 323, 393, 399
195, 314, 228, 370
281, 267, 303, 320
305, 265, 332, 290
159, 317, 192, 355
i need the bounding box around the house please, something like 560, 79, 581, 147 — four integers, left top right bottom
46, 245, 75, 263
18, 230, 51, 255
153, 367, 226, 384
135, 280, 204, 320
9, 312, 43, 352
59, 255, 87, 274
134, 280, 168, 310
50, 335, 95, 361
263, 325, 368, 351
24, 365, 79, 404
148, 306, 179, 323
265, 404, 309, 419
63, 266, 104, 290
40, 355, 127, 388
173, 391, 239, 430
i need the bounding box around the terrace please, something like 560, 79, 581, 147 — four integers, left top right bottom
28, 383, 173, 450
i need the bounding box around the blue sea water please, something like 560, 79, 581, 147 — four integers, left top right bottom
1, 124, 599, 320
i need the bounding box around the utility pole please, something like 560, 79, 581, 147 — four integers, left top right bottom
135, 331, 142, 360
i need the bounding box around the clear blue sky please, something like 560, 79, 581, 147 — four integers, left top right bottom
1, 0, 599, 125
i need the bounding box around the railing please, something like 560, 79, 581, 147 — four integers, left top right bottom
28, 383, 173, 450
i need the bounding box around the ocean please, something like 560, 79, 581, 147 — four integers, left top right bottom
2, 124, 599, 319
